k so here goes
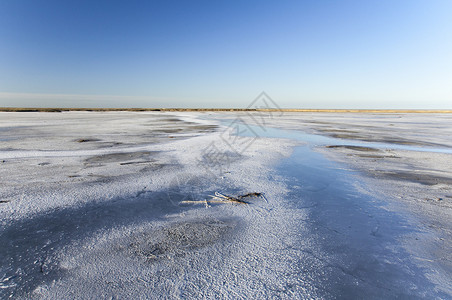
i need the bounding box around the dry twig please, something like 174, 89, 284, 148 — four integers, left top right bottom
181, 192, 264, 206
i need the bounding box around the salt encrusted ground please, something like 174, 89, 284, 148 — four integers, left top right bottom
1, 111, 451, 298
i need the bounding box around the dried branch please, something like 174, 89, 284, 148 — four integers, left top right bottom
180, 192, 264, 206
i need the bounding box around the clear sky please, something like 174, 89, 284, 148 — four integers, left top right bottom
1, 0, 451, 108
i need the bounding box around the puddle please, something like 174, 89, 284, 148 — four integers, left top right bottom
238, 124, 452, 154
231, 122, 450, 298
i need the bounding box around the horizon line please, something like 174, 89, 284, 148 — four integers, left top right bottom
1, 107, 452, 113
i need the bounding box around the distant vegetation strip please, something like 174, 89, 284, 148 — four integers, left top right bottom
0, 107, 451, 113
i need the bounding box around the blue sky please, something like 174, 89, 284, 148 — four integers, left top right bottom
1, 0, 451, 108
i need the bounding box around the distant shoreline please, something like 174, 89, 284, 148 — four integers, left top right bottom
1, 107, 452, 113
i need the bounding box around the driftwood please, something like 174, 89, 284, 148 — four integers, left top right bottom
181, 192, 264, 206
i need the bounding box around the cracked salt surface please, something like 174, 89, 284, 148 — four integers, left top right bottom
1, 111, 451, 298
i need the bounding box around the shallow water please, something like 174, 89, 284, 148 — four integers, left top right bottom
239, 123, 452, 154
236, 123, 450, 298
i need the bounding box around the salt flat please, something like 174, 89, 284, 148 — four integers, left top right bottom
0, 111, 451, 299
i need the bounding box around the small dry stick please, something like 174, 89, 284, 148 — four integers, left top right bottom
238, 192, 262, 199
211, 192, 249, 204
180, 192, 264, 205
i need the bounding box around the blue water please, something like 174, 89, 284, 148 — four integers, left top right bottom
235, 123, 450, 298
240, 123, 452, 154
